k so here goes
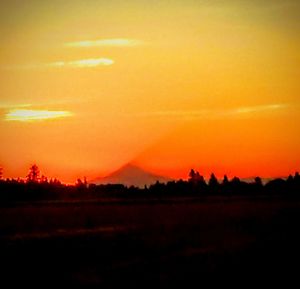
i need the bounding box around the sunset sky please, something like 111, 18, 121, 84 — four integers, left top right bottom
0, 0, 299, 182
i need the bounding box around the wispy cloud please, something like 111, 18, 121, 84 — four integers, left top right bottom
0, 103, 32, 109
133, 104, 288, 120
65, 38, 144, 48
5, 109, 73, 122
231, 104, 285, 114
48, 58, 114, 68
2, 58, 114, 70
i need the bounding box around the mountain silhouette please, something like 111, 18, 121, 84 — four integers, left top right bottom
92, 163, 171, 187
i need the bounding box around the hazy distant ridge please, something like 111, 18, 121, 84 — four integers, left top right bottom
92, 163, 171, 187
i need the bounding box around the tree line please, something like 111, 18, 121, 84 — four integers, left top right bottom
0, 165, 299, 203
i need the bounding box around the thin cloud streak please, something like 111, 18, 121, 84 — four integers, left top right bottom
0, 97, 97, 110
133, 104, 288, 120
0, 103, 32, 109
48, 58, 114, 68
5, 109, 73, 122
232, 104, 285, 114
2, 58, 114, 70
65, 38, 144, 48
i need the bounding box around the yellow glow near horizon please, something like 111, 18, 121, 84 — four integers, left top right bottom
5, 109, 73, 122
65, 38, 143, 48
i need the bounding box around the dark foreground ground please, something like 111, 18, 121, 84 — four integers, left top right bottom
1, 195, 300, 287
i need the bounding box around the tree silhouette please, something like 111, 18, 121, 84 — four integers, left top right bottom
222, 175, 229, 185
26, 164, 40, 183
209, 173, 218, 187
189, 169, 205, 185
254, 177, 262, 186
188, 169, 196, 182
40, 175, 48, 184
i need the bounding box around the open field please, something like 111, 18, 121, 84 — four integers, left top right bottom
1, 196, 300, 287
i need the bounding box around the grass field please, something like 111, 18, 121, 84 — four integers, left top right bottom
1, 196, 300, 287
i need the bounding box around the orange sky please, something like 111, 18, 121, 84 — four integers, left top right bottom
0, 0, 299, 182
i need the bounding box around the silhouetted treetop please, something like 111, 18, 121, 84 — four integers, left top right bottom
222, 175, 229, 185
26, 164, 40, 183
188, 169, 196, 182
188, 169, 206, 185
254, 177, 262, 186
209, 173, 218, 187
